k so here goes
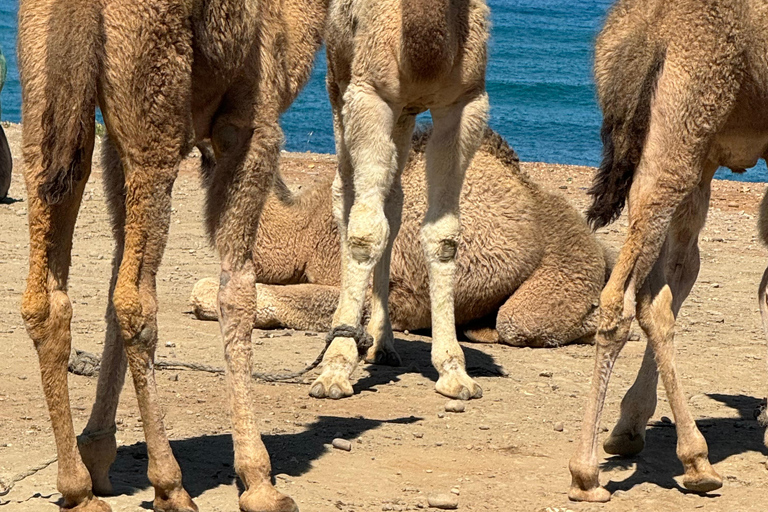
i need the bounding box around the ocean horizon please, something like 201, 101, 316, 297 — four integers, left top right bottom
1, 0, 766, 182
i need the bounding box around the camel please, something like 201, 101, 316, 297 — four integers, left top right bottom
567, 0, 768, 502
191, 128, 610, 352
18, 0, 327, 510
306, 0, 491, 401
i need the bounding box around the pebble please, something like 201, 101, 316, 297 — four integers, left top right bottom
479, 425, 490, 431
661, 416, 672, 424
444, 400, 466, 413
332, 438, 352, 451
437, 413, 445, 419
628, 333, 641, 341
427, 494, 458, 509
539, 371, 553, 378
553, 422, 564, 432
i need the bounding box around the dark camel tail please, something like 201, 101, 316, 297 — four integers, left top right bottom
586, 45, 665, 230
36, 0, 100, 205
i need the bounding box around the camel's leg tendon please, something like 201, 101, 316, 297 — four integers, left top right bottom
423, 93, 489, 400
311, 82, 399, 399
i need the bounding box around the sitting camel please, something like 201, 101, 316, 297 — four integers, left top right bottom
18, 0, 327, 510
569, 0, 768, 502
191, 128, 610, 353
308, 0, 491, 401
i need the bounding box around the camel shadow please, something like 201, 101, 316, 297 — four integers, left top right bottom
352, 336, 506, 394
602, 393, 767, 495
107, 414, 419, 508
0, 195, 21, 204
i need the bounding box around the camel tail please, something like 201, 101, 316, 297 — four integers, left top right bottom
35, 1, 100, 205
586, 44, 665, 230
401, 0, 452, 81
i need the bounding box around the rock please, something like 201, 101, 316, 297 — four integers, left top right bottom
444, 400, 466, 413
628, 332, 641, 341
539, 371, 553, 378
553, 422, 564, 432
332, 438, 352, 451
479, 425, 490, 431
661, 416, 672, 424
437, 413, 445, 419
427, 494, 458, 509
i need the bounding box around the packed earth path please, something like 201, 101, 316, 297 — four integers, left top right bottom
1, 124, 768, 511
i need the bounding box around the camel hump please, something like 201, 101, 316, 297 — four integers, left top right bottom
35, 0, 101, 205
586, 31, 665, 230
401, 0, 453, 81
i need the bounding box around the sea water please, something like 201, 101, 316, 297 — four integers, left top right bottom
0, 0, 765, 181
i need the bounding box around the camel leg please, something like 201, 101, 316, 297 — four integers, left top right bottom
757, 190, 768, 446
364, 113, 416, 367
204, 95, 297, 510
78, 138, 128, 497
21, 121, 110, 512
95, 7, 197, 510
422, 92, 489, 400
604, 168, 713, 457
310, 82, 400, 399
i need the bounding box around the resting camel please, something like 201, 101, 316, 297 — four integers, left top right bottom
568, 0, 768, 502
191, 128, 610, 352
306, 0, 491, 401
19, 0, 326, 510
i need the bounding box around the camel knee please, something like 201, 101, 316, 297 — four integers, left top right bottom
217, 266, 257, 327
421, 217, 460, 263
21, 286, 72, 350
112, 282, 156, 346
346, 206, 389, 265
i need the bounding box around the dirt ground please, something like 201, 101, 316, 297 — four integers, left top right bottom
2, 123, 768, 512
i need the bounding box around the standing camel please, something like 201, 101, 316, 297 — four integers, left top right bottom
191, 128, 610, 349
568, 0, 768, 502
19, 0, 327, 511
308, 0, 491, 400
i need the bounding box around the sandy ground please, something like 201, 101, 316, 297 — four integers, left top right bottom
2, 123, 768, 512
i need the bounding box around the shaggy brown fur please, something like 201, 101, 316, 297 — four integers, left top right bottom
18, 1, 327, 511
569, 0, 768, 503
192, 128, 609, 348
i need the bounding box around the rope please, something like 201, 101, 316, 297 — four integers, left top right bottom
0, 426, 117, 498
68, 325, 374, 383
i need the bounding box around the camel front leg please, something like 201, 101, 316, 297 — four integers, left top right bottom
206, 108, 297, 511
310, 82, 399, 399
422, 93, 488, 400
364, 113, 416, 367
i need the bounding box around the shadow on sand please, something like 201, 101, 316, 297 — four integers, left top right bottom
601, 393, 767, 496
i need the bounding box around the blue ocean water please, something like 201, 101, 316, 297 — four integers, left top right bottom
1, 0, 765, 181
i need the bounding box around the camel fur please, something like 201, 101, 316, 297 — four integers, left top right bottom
311, 0, 491, 401
568, 0, 768, 502
18, 0, 327, 510
191, 128, 610, 351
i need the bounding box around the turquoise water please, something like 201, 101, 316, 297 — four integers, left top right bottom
1, 0, 764, 181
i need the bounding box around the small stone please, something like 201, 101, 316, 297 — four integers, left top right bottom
628, 332, 641, 341
165, 341, 176, 348
450, 487, 460, 495
332, 438, 352, 451
169, 374, 179, 381
444, 400, 466, 413
413, 432, 424, 439
539, 371, 553, 378
437, 413, 445, 419
661, 416, 672, 424
711, 283, 720, 288
553, 422, 564, 432
427, 493, 458, 509
479, 425, 490, 431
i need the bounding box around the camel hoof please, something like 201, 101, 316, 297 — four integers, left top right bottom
239, 485, 299, 512
603, 430, 645, 456
64, 496, 113, 512
309, 370, 354, 400
683, 469, 722, 493
154, 488, 198, 512
567, 485, 611, 502
366, 346, 402, 367
435, 369, 482, 400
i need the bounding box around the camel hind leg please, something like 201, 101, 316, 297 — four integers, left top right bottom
569, 59, 735, 500
423, 92, 489, 400
603, 166, 713, 458
20, 117, 107, 511
757, 189, 768, 446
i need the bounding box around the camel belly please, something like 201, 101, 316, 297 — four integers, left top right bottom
710, 131, 768, 170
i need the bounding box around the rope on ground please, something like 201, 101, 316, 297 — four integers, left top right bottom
0, 426, 117, 498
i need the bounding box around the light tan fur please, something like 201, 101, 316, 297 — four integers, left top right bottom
191, 129, 609, 351
18, 0, 327, 510
568, 0, 768, 502
312, 0, 491, 400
